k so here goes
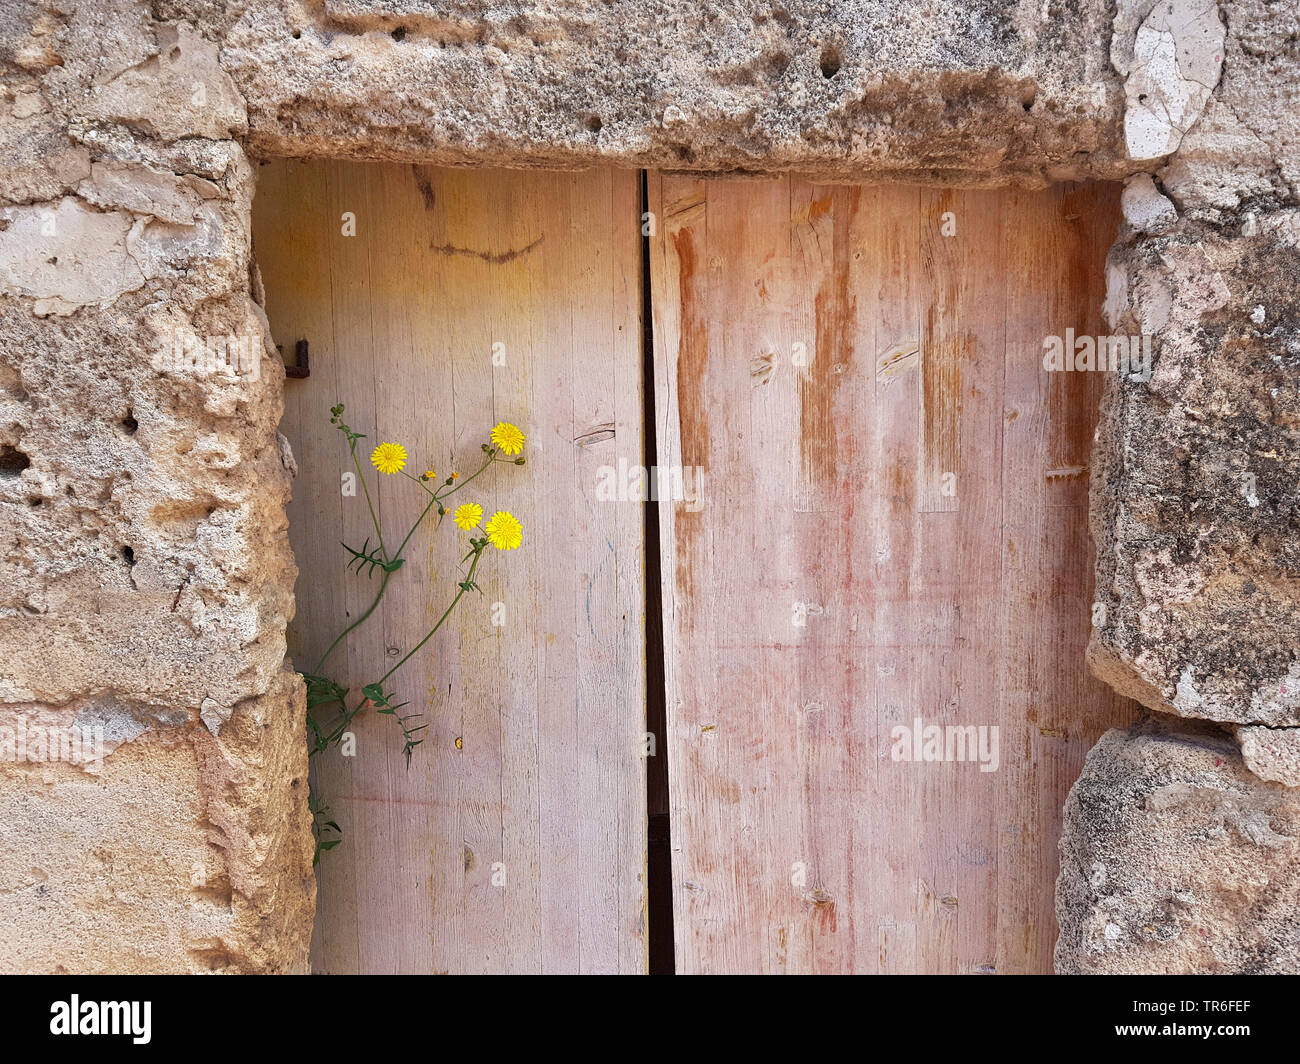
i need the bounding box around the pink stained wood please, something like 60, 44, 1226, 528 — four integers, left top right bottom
649, 174, 1135, 975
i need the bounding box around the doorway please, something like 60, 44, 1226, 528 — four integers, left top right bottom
252, 160, 1133, 974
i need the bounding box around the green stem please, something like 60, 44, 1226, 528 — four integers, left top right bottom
315, 545, 485, 746
351, 442, 388, 561
313, 567, 393, 674
379, 547, 485, 685
438, 451, 497, 501
393, 492, 439, 561
322, 707, 360, 747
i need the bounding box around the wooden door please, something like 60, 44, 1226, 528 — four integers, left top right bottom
256, 162, 1131, 975
253, 162, 647, 974
648, 176, 1134, 974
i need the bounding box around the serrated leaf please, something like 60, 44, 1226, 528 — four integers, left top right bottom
343, 538, 390, 578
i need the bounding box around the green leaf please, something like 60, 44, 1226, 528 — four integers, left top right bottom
302, 672, 347, 712
307, 714, 332, 754
362, 682, 404, 710
343, 538, 388, 578
313, 838, 342, 865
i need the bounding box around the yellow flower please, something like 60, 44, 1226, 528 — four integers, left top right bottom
449, 472, 460, 481
484, 510, 523, 550
420, 468, 436, 481
453, 503, 483, 530
490, 421, 526, 456
370, 442, 407, 474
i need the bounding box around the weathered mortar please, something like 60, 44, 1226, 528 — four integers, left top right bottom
0, 0, 1294, 973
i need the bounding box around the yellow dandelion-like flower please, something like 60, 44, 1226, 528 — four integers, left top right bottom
420, 468, 436, 481
449, 471, 460, 481
453, 503, 483, 531
484, 510, 523, 550
370, 442, 407, 474
490, 421, 526, 456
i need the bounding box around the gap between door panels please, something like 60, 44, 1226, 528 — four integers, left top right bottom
639, 169, 675, 975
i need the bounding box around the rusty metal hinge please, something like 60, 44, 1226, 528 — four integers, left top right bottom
276, 339, 310, 379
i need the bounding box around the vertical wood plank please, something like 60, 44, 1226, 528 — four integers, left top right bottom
253, 161, 646, 974
996, 182, 1133, 974
652, 174, 1132, 975
863, 184, 925, 974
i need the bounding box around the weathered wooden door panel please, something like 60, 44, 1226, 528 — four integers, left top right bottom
253, 162, 646, 974
649, 175, 1133, 974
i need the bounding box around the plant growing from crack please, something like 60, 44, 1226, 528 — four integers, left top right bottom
304, 404, 525, 863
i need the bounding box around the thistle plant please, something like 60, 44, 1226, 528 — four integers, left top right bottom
304, 404, 526, 862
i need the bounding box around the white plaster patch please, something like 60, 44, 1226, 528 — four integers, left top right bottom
0, 198, 145, 308
1170, 665, 1236, 721
126, 203, 227, 280
1138, 277, 1173, 335
72, 702, 150, 751
1173, 665, 1203, 713
1122, 0, 1224, 160
1103, 261, 1130, 330
200, 697, 234, 736
78, 161, 207, 225
79, 23, 247, 142
1121, 173, 1178, 232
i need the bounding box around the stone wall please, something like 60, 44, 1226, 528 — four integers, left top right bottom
0, 6, 313, 972
1059, 0, 1300, 974
0, 0, 1293, 972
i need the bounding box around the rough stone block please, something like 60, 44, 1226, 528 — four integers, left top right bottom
1057, 716, 1300, 974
